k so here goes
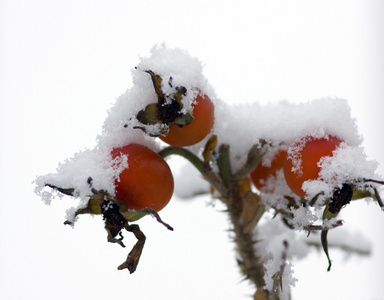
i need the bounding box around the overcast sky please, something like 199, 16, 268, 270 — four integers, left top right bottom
1, 1, 384, 299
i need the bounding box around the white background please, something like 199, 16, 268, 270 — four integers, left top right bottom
1, 1, 384, 299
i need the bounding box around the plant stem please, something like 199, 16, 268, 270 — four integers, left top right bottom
226, 178, 267, 289
159, 145, 269, 296
158, 146, 227, 196
233, 144, 266, 180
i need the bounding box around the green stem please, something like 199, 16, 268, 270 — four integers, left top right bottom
321, 207, 340, 272
158, 147, 227, 196
159, 145, 268, 295
217, 144, 232, 189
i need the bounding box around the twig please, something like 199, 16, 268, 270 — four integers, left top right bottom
45, 183, 75, 196
233, 144, 267, 180
305, 220, 343, 236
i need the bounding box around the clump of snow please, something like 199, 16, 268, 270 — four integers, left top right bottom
214, 98, 362, 172
34, 147, 127, 204
132, 44, 216, 117
289, 206, 319, 230
99, 87, 162, 147
303, 144, 379, 198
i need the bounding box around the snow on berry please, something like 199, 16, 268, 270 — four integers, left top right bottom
34, 45, 382, 297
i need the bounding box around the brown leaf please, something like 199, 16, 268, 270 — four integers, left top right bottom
240, 191, 263, 233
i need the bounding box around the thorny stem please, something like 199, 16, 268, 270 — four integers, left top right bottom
222, 149, 267, 291
159, 145, 269, 295
228, 179, 266, 289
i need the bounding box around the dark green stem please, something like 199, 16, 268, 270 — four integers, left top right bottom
158, 147, 227, 196
217, 144, 232, 189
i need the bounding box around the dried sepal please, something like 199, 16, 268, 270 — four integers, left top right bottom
134, 69, 195, 136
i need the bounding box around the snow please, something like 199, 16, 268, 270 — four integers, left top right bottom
35, 45, 374, 203
306, 144, 380, 197
290, 206, 319, 230
214, 98, 362, 172
33, 45, 381, 298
